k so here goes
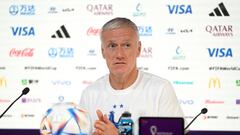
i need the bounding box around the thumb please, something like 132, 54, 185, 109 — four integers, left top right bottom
96, 109, 104, 121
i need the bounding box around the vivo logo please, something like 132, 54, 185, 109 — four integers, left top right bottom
167, 5, 192, 14
207, 48, 233, 57
52, 80, 71, 86
179, 99, 194, 105
11, 27, 35, 36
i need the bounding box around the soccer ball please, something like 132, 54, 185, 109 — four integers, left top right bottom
40, 102, 91, 135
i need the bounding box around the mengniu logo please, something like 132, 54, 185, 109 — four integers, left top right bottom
236, 80, 240, 87
11, 26, 35, 36
22, 79, 39, 85
167, 4, 192, 14
209, 2, 230, 16
9, 4, 35, 16
207, 48, 233, 58
51, 25, 70, 38
0, 76, 7, 87
208, 77, 221, 88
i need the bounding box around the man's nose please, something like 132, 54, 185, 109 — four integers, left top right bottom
116, 46, 125, 57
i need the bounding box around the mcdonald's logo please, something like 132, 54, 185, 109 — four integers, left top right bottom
208, 77, 221, 88
0, 76, 7, 87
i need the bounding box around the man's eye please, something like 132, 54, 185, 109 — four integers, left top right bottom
108, 44, 117, 48
124, 44, 130, 48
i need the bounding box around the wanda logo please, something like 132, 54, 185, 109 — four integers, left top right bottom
87, 27, 101, 36
9, 48, 34, 57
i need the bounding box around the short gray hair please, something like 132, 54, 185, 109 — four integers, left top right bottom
100, 17, 139, 41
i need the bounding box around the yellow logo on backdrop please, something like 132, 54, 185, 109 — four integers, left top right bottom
208, 77, 221, 88
0, 76, 7, 87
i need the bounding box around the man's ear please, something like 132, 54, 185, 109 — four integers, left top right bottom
101, 46, 106, 59
137, 41, 142, 57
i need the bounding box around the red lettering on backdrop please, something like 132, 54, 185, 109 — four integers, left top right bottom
87, 27, 101, 36
9, 48, 34, 57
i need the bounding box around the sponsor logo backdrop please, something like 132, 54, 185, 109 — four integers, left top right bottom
0, 0, 239, 131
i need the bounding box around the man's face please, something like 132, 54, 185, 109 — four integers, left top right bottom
101, 27, 141, 77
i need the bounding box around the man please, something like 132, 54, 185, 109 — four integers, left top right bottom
80, 17, 184, 135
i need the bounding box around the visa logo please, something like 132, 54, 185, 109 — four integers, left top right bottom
207, 48, 233, 57
167, 5, 192, 14
11, 26, 35, 36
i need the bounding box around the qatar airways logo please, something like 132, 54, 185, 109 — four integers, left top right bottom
9, 48, 34, 57
140, 47, 152, 58
205, 25, 233, 37
87, 27, 101, 36
86, 4, 113, 15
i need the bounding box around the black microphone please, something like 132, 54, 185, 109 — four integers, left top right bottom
184, 108, 208, 131
0, 87, 30, 118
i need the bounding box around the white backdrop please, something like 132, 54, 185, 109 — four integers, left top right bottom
0, 0, 240, 131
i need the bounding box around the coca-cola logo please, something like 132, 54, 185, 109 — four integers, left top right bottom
87, 27, 101, 36
9, 48, 34, 57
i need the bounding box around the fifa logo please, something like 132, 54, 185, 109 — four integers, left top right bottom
208, 78, 221, 88
0, 76, 7, 87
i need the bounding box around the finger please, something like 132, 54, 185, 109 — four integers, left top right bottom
94, 120, 106, 131
103, 114, 110, 124
96, 109, 104, 121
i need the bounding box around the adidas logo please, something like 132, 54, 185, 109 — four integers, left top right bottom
51, 25, 70, 38
209, 2, 230, 16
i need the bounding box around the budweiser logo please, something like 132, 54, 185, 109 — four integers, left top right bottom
9, 48, 34, 57
87, 27, 101, 36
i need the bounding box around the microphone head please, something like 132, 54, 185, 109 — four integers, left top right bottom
22, 87, 30, 95
201, 108, 208, 114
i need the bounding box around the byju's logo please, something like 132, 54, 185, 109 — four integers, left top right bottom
167, 4, 192, 14
9, 5, 35, 16
11, 26, 35, 36
209, 2, 229, 16
207, 48, 233, 57
48, 48, 74, 58
51, 25, 70, 38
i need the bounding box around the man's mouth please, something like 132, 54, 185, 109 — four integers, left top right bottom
115, 62, 126, 65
